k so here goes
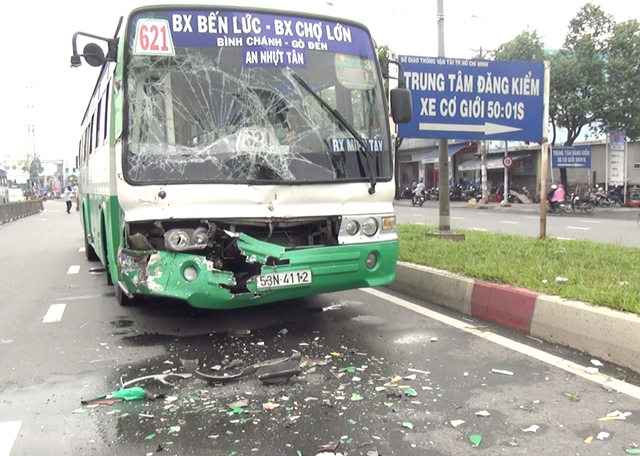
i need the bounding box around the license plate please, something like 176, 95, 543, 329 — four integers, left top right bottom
256, 270, 312, 289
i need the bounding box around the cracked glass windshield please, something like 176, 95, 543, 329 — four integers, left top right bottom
124, 9, 391, 184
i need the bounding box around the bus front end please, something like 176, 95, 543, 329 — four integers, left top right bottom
116, 6, 402, 309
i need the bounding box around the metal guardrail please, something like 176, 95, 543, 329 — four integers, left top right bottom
0, 199, 44, 224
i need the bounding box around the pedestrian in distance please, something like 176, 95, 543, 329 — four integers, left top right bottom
64, 186, 73, 214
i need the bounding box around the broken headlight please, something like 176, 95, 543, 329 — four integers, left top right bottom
164, 228, 210, 252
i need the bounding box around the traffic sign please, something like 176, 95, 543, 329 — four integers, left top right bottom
502, 155, 514, 168
397, 56, 545, 142
551, 146, 591, 168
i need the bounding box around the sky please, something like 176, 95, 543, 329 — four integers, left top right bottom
1, 0, 638, 163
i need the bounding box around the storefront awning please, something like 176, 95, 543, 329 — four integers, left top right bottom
457, 153, 531, 171
421, 143, 471, 164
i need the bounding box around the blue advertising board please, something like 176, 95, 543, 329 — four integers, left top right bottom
397, 56, 545, 142
551, 146, 591, 168
131, 10, 376, 69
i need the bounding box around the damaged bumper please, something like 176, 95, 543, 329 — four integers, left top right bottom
117, 236, 398, 310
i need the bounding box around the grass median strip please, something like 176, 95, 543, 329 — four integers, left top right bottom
397, 224, 640, 315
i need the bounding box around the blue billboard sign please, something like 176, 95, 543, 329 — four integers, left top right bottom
397, 56, 545, 142
551, 146, 591, 168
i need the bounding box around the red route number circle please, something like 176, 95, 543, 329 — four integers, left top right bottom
502, 155, 514, 168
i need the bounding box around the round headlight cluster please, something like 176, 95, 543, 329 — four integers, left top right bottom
362, 217, 379, 236
345, 220, 359, 235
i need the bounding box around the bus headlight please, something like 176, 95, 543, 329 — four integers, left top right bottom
192, 227, 209, 247
345, 220, 359, 235
165, 229, 191, 251
381, 216, 396, 231
362, 217, 378, 236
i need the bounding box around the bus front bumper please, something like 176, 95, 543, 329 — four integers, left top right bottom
117, 239, 398, 310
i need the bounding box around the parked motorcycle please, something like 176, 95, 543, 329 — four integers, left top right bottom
565, 192, 595, 214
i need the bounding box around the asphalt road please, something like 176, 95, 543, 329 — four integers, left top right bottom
394, 201, 640, 248
0, 200, 639, 456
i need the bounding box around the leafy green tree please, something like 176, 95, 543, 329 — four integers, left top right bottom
600, 19, 640, 140
66, 174, 78, 186
492, 30, 545, 62
493, 3, 613, 188
376, 43, 390, 99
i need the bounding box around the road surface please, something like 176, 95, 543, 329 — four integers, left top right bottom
0, 200, 638, 455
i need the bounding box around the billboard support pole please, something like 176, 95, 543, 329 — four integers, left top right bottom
435, 0, 454, 236
539, 60, 551, 239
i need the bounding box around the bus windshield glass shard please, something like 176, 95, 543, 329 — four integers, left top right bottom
123, 9, 391, 184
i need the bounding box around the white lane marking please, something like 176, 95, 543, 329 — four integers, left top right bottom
578, 219, 601, 224
0, 421, 21, 456
468, 227, 487, 231
43, 304, 66, 323
566, 226, 591, 231
362, 288, 640, 400
451, 216, 465, 220
67, 265, 81, 274
524, 215, 540, 219
500, 221, 519, 224
78, 247, 86, 253
555, 236, 575, 240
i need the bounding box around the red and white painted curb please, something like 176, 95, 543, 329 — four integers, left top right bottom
390, 262, 640, 373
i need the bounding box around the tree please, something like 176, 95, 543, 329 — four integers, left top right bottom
22, 155, 44, 191
376, 44, 390, 99
553, 3, 612, 188
492, 30, 546, 62
492, 3, 613, 189
66, 174, 78, 186
600, 19, 640, 140
376, 42, 403, 198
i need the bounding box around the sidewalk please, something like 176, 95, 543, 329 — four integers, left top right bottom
389, 262, 640, 374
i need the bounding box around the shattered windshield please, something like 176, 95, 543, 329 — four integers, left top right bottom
124, 9, 391, 184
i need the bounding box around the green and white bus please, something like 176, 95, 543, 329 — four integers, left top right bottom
72, 0, 411, 308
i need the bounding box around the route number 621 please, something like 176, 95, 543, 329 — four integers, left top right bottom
133, 19, 175, 56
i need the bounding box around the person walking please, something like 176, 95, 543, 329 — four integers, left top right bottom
64, 186, 72, 214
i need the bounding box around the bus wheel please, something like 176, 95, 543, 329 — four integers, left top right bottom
115, 283, 138, 307
83, 227, 99, 262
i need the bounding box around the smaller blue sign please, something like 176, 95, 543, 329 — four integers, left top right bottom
551, 146, 591, 168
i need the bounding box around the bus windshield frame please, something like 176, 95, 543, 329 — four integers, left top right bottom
122, 7, 392, 186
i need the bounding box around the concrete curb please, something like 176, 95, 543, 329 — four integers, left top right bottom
389, 262, 640, 373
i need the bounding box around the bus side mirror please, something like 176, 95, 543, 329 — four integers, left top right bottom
83, 43, 107, 67
390, 88, 412, 124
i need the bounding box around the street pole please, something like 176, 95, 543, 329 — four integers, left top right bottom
502, 141, 510, 206
480, 140, 487, 202
437, 0, 451, 232
539, 61, 551, 238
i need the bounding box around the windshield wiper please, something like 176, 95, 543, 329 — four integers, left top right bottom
291, 72, 376, 194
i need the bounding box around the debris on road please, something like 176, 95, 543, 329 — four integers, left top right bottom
182, 352, 302, 384
475, 410, 491, 417
469, 434, 482, 447
81, 386, 149, 406
522, 425, 540, 433
450, 420, 465, 428
590, 359, 604, 367
121, 372, 192, 388
491, 369, 514, 376
598, 410, 631, 421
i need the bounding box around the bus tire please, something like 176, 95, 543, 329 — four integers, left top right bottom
83, 224, 99, 262
115, 284, 138, 307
